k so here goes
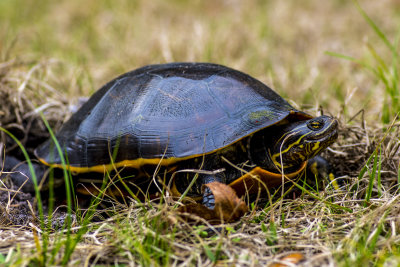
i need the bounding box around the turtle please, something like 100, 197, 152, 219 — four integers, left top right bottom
4, 62, 338, 208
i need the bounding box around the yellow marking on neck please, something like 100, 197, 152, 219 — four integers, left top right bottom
312, 142, 320, 151
271, 131, 310, 168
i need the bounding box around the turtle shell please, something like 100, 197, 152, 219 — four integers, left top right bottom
35, 63, 312, 172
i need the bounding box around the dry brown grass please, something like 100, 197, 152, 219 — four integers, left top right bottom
0, 0, 400, 266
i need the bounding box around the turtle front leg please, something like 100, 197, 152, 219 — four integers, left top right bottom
306, 156, 339, 190
177, 173, 248, 223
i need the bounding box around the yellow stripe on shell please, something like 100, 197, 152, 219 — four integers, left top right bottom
38, 156, 187, 173
37, 112, 317, 173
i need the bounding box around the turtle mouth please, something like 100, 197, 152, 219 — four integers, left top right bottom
307, 128, 338, 150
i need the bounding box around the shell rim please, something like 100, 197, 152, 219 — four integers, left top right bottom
36, 110, 313, 174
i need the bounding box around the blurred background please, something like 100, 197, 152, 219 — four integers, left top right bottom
1, 0, 399, 122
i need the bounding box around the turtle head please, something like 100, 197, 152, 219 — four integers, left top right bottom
270, 115, 338, 171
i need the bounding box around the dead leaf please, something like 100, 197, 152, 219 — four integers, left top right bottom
205, 182, 249, 221
178, 181, 248, 223
269, 253, 305, 267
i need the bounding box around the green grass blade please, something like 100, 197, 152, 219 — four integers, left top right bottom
0, 128, 44, 221
366, 43, 389, 73
0, 127, 48, 263
287, 174, 353, 213
376, 147, 382, 197
325, 51, 379, 76
365, 149, 378, 204
353, 0, 398, 57
38, 114, 76, 265
358, 151, 375, 181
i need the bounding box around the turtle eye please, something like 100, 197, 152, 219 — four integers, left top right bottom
307, 120, 324, 131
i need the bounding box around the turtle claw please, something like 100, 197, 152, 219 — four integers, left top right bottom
202, 186, 215, 209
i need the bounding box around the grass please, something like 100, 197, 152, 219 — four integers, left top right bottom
0, 120, 103, 266
0, 0, 400, 266
326, 1, 400, 124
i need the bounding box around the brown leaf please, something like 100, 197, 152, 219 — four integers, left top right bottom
178, 181, 248, 223
178, 203, 220, 222
205, 182, 248, 221
269, 253, 305, 267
